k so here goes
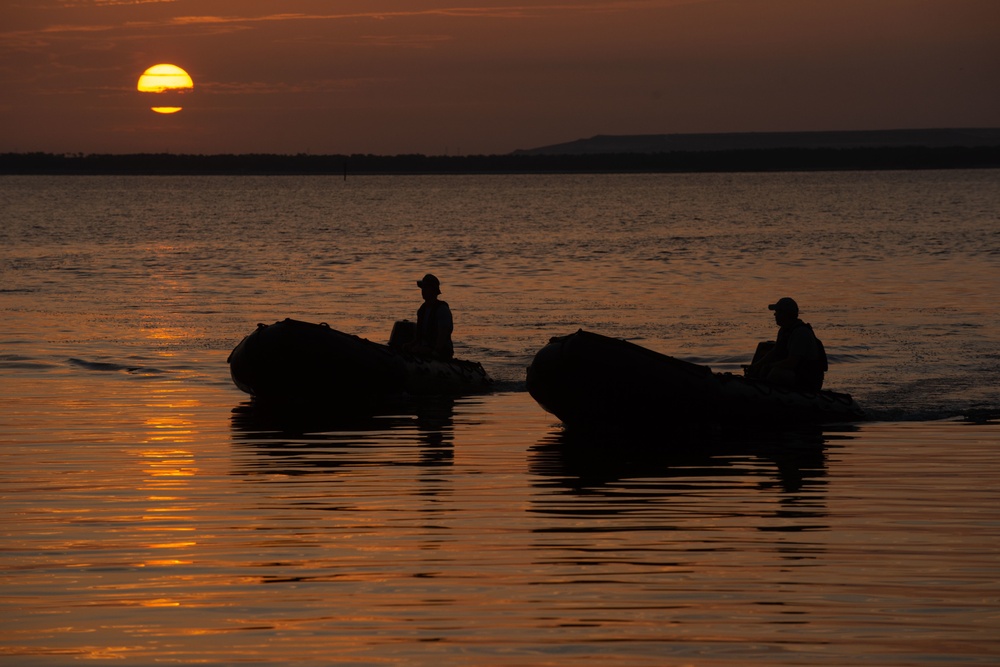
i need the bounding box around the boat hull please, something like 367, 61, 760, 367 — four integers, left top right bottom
228, 318, 492, 404
526, 330, 864, 432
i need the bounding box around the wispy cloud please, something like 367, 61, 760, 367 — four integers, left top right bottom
8, 1, 703, 40
359, 34, 455, 49
57, 0, 177, 6
202, 78, 384, 95
168, 2, 702, 25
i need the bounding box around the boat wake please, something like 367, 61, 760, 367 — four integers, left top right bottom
68, 358, 166, 375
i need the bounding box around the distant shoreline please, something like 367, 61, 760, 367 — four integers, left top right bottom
2, 146, 999, 175
513, 128, 1000, 155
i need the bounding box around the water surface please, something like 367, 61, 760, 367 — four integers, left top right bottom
2, 171, 999, 664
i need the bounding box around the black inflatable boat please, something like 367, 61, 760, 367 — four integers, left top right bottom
228, 318, 492, 404
526, 330, 864, 431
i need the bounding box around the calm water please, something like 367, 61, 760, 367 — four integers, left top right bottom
1, 171, 999, 665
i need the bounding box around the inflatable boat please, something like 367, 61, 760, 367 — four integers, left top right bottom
526, 330, 864, 432
228, 318, 492, 404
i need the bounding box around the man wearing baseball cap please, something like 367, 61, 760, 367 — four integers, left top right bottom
412, 273, 454, 360
746, 297, 827, 392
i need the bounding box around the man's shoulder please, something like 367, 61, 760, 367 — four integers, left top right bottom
434, 300, 453, 318
797, 321, 818, 336
788, 322, 820, 354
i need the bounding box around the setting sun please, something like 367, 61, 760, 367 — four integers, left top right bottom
137, 64, 193, 114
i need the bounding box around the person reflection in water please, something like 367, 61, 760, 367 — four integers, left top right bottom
746, 297, 827, 392
412, 273, 454, 360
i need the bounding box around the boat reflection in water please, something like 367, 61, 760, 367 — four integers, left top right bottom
528, 423, 860, 518
525, 424, 862, 585
230, 395, 458, 472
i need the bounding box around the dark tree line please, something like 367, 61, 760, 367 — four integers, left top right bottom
2, 146, 998, 175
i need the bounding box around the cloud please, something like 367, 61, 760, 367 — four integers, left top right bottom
165, 1, 708, 25
358, 34, 455, 49
9, 1, 706, 39
2, 2, 685, 53
58, 0, 176, 5
200, 78, 384, 96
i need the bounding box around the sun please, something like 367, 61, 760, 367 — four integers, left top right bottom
137, 64, 194, 114
137, 64, 193, 93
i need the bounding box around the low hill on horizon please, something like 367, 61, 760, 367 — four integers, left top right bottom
5, 128, 1000, 174
512, 128, 1000, 155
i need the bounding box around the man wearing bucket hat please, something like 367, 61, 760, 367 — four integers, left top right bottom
746, 297, 827, 392
412, 273, 454, 360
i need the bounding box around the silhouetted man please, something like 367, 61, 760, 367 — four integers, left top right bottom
414, 273, 454, 360
747, 297, 827, 392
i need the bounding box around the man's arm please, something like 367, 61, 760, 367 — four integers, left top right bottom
434, 305, 454, 353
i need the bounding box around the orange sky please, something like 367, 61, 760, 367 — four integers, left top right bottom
1, 0, 997, 155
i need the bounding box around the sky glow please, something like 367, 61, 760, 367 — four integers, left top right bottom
1, 0, 997, 154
